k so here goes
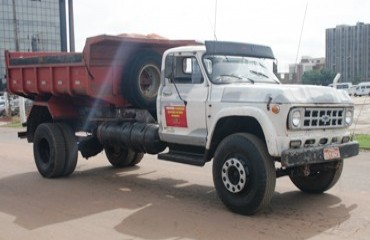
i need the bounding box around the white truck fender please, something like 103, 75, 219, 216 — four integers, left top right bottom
206, 106, 280, 156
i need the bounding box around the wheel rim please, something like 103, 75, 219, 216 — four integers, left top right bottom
221, 158, 249, 193
138, 64, 160, 99
38, 138, 51, 164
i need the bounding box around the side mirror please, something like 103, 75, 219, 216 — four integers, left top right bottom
164, 55, 174, 79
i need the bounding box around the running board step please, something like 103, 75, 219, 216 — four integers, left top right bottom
158, 151, 206, 166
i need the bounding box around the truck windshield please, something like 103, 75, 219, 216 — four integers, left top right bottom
203, 55, 279, 84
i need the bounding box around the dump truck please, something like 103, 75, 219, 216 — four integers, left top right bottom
5, 34, 359, 215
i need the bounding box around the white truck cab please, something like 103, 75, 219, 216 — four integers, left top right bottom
156, 41, 359, 214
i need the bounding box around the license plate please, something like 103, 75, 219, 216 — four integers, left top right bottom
323, 147, 340, 160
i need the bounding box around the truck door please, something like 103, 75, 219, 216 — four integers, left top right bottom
158, 53, 208, 146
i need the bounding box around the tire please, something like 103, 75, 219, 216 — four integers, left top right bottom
56, 123, 78, 176
130, 152, 144, 166
289, 160, 343, 194
105, 146, 138, 168
33, 123, 66, 178
123, 51, 162, 109
213, 133, 276, 215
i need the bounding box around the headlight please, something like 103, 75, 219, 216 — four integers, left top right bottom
345, 109, 353, 125
292, 111, 301, 127
290, 109, 302, 128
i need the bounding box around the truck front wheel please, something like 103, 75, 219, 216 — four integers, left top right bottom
213, 133, 276, 215
289, 160, 343, 193
105, 146, 143, 168
33, 123, 66, 178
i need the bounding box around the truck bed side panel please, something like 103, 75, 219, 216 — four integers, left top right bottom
5, 35, 198, 108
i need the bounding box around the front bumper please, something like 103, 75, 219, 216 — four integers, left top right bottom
281, 141, 359, 167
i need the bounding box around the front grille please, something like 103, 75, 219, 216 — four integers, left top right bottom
303, 108, 345, 129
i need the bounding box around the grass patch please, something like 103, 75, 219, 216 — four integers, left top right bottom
4, 121, 22, 128
1, 117, 22, 128
354, 134, 370, 150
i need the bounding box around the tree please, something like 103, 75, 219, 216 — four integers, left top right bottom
302, 69, 336, 86
353, 76, 362, 85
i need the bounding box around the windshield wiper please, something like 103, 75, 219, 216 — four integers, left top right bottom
218, 74, 254, 84
249, 70, 269, 79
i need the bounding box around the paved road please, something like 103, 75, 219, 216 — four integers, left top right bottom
0, 127, 369, 240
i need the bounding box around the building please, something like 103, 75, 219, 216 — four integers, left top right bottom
0, 0, 68, 90
326, 22, 370, 83
288, 56, 325, 83
277, 72, 289, 84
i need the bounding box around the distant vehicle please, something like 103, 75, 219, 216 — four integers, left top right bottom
0, 100, 5, 116
329, 82, 352, 93
10, 97, 19, 116
348, 85, 358, 96
354, 82, 370, 96
0, 95, 23, 116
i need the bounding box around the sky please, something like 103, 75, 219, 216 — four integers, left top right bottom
73, 0, 370, 72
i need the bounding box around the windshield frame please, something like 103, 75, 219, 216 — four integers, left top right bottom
202, 54, 281, 85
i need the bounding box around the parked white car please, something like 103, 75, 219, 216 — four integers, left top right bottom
354, 82, 370, 96
0, 100, 5, 116
348, 85, 358, 96
329, 82, 352, 94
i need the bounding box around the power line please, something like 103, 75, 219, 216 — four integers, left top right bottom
295, 2, 308, 65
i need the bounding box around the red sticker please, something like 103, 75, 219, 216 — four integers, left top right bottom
165, 106, 188, 128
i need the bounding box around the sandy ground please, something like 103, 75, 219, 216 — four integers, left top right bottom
0, 127, 369, 240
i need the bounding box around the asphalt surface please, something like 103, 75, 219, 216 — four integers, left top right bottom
0, 127, 369, 240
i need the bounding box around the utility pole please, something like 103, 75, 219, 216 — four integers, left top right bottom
11, 0, 20, 51
6, 0, 20, 117
68, 0, 75, 52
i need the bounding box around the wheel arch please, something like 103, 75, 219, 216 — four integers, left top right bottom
26, 99, 80, 142
206, 112, 278, 161
26, 105, 53, 142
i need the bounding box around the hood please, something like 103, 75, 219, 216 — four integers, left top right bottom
221, 84, 352, 105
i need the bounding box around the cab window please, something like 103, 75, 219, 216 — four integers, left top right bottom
165, 55, 203, 84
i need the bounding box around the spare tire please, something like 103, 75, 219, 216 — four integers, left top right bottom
123, 51, 162, 109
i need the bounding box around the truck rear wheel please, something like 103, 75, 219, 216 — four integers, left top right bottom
213, 133, 276, 215
56, 123, 78, 176
33, 123, 66, 178
123, 51, 161, 109
105, 146, 142, 167
289, 160, 343, 193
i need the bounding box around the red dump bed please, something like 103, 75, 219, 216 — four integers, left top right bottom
6, 35, 197, 107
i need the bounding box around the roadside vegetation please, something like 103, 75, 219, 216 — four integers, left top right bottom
354, 134, 370, 150
0, 117, 21, 128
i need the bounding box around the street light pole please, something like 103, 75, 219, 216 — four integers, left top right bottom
6, 0, 20, 117
11, 0, 19, 51
68, 0, 75, 52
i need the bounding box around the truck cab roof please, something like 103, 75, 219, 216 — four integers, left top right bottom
164, 41, 275, 60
